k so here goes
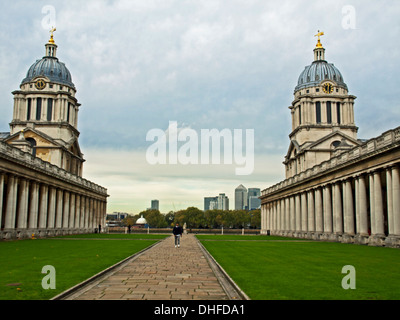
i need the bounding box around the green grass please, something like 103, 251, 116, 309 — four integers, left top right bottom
56, 233, 170, 240
198, 235, 400, 300
196, 234, 297, 241
0, 235, 165, 300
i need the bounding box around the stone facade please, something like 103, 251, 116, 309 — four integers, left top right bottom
0, 140, 108, 240
260, 35, 400, 248
0, 32, 108, 240
261, 127, 400, 248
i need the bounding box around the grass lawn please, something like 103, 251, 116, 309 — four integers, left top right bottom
196, 235, 297, 241
0, 234, 169, 300
198, 235, 400, 300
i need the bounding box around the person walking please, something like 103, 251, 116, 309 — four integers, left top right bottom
172, 223, 183, 248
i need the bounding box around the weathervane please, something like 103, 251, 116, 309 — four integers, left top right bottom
49, 26, 56, 44
315, 30, 324, 48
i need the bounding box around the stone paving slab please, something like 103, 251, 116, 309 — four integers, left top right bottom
67, 234, 231, 300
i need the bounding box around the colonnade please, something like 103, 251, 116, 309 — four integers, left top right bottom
261, 165, 400, 247
0, 171, 107, 240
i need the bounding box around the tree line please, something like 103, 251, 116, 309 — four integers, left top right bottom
122, 207, 261, 229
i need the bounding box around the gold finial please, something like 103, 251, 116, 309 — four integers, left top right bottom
49, 26, 56, 44
315, 30, 324, 48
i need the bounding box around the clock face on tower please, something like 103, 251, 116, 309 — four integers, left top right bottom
322, 83, 334, 94
35, 79, 46, 90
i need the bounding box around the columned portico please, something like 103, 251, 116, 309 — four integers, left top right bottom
0, 141, 108, 240
261, 127, 400, 248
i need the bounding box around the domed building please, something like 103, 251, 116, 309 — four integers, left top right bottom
0, 30, 108, 240
261, 32, 400, 248
134, 215, 148, 229
285, 32, 360, 178
3, 30, 84, 176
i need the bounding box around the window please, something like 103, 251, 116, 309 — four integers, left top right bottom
337, 103, 341, 124
331, 140, 341, 149
26, 138, 37, 157
316, 102, 321, 124
298, 105, 302, 125
327, 101, 332, 124
27, 98, 31, 121
47, 98, 53, 121
36, 98, 42, 120
67, 103, 71, 122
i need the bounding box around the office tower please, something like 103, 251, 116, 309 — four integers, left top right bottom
235, 184, 248, 210
151, 200, 159, 210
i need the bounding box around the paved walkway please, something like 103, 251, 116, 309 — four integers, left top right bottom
66, 234, 233, 300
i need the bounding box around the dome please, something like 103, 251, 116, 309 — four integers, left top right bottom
136, 215, 147, 225
295, 60, 347, 92
21, 56, 75, 89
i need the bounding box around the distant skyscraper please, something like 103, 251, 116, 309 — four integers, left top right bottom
217, 193, 229, 211
204, 197, 217, 211
235, 184, 248, 210
248, 188, 261, 210
204, 194, 229, 211
151, 200, 159, 210
248, 196, 261, 210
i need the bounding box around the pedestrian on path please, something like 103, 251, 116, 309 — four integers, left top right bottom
172, 223, 183, 248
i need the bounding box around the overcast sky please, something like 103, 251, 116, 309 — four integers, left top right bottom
0, 0, 399, 214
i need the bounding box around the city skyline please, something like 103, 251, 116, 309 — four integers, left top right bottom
0, 1, 399, 214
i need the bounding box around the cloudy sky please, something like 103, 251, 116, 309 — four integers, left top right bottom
0, 0, 399, 214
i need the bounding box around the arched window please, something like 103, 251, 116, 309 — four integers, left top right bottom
331, 140, 341, 149
26, 138, 37, 157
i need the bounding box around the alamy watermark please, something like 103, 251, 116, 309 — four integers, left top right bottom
41, 265, 56, 290
146, 121, 255, 176
341, 265, 356, 290
342, 5, 356, 30
41, 5, 57, 31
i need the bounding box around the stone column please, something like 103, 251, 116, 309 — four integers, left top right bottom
17, 179, 29, 229
356, 175, 369, 237
290, 196, 295, 233
47, 187, 57, 229
387, 168, 394, 236
55, 189, 63, 229
276, 200, 280, 232
295, 194, 301, 234
343, 179, 355, 236
369, 173, 376, 234
85, 197, 90, 229
89, 198, 94, 230
75, 194, 81, 230
0, 173, 4, 228
28, 182, 39, 229
63, 191, 70, 229
272, 202, 276, 232
5, 175, 18, 229
301, 192, 308, 233
285, 197, 290, 232
391, 166, 400, 236
315, 188, 323, 233
323, 185, 333, 234
69, 193, 76, 229
333, 181, 343, 235
373, 171, 385, 237
265, 204, 269, 233
307, 190, 315, 233
38, 184, 49, 229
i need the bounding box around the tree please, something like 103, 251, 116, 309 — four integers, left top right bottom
138, 209, 168, 228
165, 211, 175, 227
